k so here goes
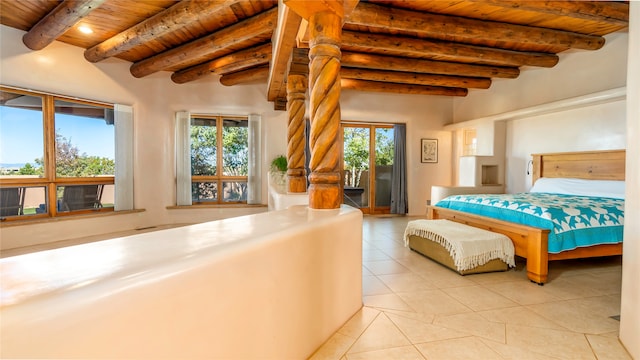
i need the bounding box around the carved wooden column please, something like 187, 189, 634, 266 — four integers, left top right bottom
286, 48, 309, 193
284, 0, 355, 209
307, 11, 343, 209
286, 73, 308, 193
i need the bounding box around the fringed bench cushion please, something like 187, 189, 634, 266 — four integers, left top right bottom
404, 219, 515, 275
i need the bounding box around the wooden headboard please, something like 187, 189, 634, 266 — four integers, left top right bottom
532, 149, 626, 185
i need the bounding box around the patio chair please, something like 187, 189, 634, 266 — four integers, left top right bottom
61, 184, 103, 211
0, 187, 25, 217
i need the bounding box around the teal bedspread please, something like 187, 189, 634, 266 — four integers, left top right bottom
435, 193, 624, 253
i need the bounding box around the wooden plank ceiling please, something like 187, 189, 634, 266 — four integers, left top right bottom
0, 0, 629, 110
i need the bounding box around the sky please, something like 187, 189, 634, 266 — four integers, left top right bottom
0, 106, 115, 166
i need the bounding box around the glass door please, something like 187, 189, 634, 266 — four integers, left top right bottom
341, 123, 394, 214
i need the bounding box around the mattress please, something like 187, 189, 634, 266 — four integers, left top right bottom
435, 192, 624, 253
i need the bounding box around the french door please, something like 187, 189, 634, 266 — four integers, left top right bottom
341, 123, 395, 214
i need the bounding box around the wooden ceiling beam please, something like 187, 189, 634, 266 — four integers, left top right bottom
341, 79, 468, 97
341, 68, 490, 89
342, 51, 519, 79
342, 31, 558, 68
22, 0, 106, 50
84, 0, 238, 63
220, 65, 270, 86
218, 65, 492, 90
171, 43, 272, 84
271, 47, 310, 110
274, 98, 287, 111
130, 7, 277, 78
471, 0, 629, 26
283, 0, 358, 22
267, 3, 303, 102
347, 2, 605, 51
289, 47, 310, 76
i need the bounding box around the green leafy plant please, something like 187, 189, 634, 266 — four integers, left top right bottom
270, 155, 287, 172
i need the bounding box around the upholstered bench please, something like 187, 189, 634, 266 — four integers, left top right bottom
404, 219, 515, 275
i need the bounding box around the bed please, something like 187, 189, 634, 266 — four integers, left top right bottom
427, 149, 625, 284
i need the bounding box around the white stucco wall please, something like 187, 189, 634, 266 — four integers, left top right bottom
0, 24, 452, 249
505, 99, 626, 193
451, 31, 628, 193
620, 2, 640, 358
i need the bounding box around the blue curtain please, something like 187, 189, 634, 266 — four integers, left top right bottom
390, 124, 408, 214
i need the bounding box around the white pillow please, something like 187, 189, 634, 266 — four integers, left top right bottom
530, 177, 625, 199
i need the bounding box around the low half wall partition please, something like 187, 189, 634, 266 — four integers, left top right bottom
0, 205, 363, 359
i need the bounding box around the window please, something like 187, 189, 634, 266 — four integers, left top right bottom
0, 87, 116, 220
190, 115, 249, 204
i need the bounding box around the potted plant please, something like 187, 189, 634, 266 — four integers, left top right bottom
269, 155, 287, 186
270, 154, 287, 172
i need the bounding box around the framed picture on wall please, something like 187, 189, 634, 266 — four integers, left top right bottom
421, 139, 438, 163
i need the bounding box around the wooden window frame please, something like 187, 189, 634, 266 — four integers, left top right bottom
190, 114, 249, 205
0, 86, 115, 221
340, 121, 395, 215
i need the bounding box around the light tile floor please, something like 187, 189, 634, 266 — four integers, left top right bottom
309, 216, 631, 360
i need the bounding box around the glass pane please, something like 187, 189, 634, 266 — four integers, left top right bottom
222, 181, 247, 202
54, 99, 115, 177
192, 181, 217, 203
343, 127, 369, 208
375, 128, 395, 207
0, 91, 44, 178
222, 118, 248, 176
0, 186, 46, 218
98, 184, 115, 209
191, 117, 217, 176
22, 186, 48, 215
56, 184, 106, 212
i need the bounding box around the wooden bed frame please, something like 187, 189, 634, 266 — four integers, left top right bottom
427, 149, 625, 284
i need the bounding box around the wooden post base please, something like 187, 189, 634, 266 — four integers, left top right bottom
287, 168, 307, 193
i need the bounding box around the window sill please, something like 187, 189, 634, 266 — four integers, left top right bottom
0, 209, 145, 228
166, 204, 267, 210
